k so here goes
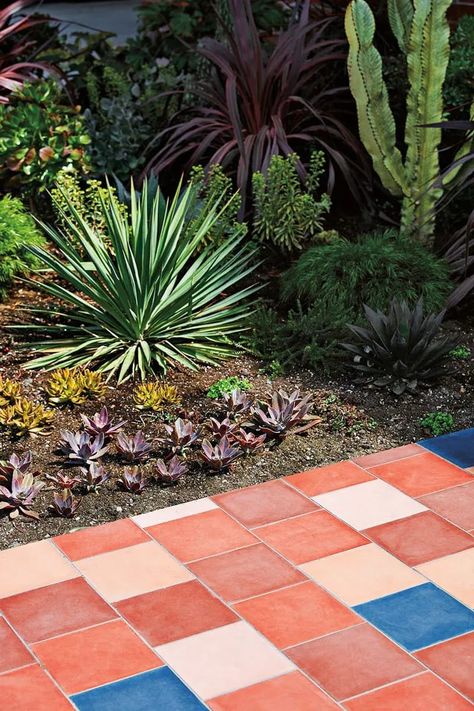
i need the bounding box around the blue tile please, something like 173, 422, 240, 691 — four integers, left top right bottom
419, 428, 474, 468
353, 583, 474, 652
71, 667, 207, 711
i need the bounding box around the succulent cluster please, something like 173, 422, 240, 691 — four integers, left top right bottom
45, 368, 107, 405
133, 382, 181, 412
81, 406, 126, 438
0, 376, 22, 406
0, 398, 55, 437
116, 431, 152, 462
0, 452, 43, 520
158, 418, 200, 455
251, 389, 318, 439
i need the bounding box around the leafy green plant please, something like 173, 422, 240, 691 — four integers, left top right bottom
0, 195, 46, 300
444, 16, 474, 110
450, 345, 470, 360
207, 376, 251, 399
252, 152, 331, 252
19, 180, 259, 382
420, 411, 455, 436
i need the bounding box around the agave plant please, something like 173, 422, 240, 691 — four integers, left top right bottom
208, 417, 238, 439
158, 418, 200, 455
0, 469, 44, 520
200, 436, 242, 472
222, 388, 253, 418
79, 463, 110, 493
49, 489, 81, 518
81, 407, 126, 438
59, 431, 109, 466
0, 451, 36, 482
231, 428, 267, 454
116, 431, 152, 462
252, 389, 316, 439
118, 467, 148, 493
45, 470, 82, 490
342, 299, 457, 395
19, 179, 258, 382
155, 456, 187, 486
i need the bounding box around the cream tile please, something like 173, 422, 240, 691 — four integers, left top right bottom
416, 548, 474, 608
132, 498, 217, 527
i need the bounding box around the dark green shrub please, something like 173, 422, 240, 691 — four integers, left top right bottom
0, 195, 46, 300
444, 16, 474, 110
421, 412, 455, 437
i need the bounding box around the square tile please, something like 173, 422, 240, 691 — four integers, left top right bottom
254, 511, 368, 564
54, 519, 148, 561
234, 581, 359, 649
32, 619, 162, 694
0, 617, 33, 673
313, 479, 426, 530
366, 511, 474, 566
368, 451, 473, 497
72, 667, 206, 711
419, 427, 474, 468
344, 671, 473, 710
353, 443, 423, 468
0, 664, 73, 710
212, 480, 316, 528
300, 543, 425, 606
133, 497, 217, 527
146, 509, 256, 562
116, 580, 237, 646
0, 540, 79, 599
416, 632, 474, 700
353, 583, 474, 652
418, 482, 474, 531
0, 577, 116, 643
285, 461, 373, 497
208, 671, 339, 710
75, 541, 194, 602
188, 544, 304, 602
416, 548, 474, 608
286, 623, 421, 700
156, 620, 294, 700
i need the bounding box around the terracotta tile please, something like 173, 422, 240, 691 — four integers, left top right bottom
368, 451, 472, 497
416, 632, 474, 700
353, 443, 423, 468
116, 579, 237, 646
208, 671, 339, 710
0, 617, 33, 673
255, 511, 368, 564
344, 671, 472, 710
285, 460, 373, 497
0, 665, 73, 710
133, 497, 217, 527
54, 519, 148, 561
301, 542, 425, 605
0, 577, 116, 643
286, 623, 422, 700
156, 620, 294, 700
366, 511, 474, 566
146, 509, 256, 562
416, 548, 474, 608
212, 480, 317, 528
0, 540, 79, 599
314, 480, 426, 530
32, 619, 162, 695
418, 482, 474, 531
234, 581, 359, 649
75, 541, 194, 602
188, 544, 304, 602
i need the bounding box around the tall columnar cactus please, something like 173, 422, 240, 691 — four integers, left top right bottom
345, 0, 452, 246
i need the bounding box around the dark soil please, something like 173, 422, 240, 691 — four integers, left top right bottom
1, 286, 473, 549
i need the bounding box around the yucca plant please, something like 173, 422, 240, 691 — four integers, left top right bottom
20, 180, 259, 383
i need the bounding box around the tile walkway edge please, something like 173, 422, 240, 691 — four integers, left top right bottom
0, 431, 473, 709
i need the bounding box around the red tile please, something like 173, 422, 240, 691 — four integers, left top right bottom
146, 509, 256, 562
54, 518, 148, 560
0, 617, 33, 673
368, 451, 472, 497
0, 577, 116, 643
354, 443, 422, 468
365, 511, 474, 566
418, 482, 474, 531
188, 544, 305, 602
0, 665, 73, 710
255, 511, 369, 564
344, 671, 473, 710
286, 460, 373, 496
213, 480, 317, 528
287, 623, 422, 700
234, 581, 359, 649
416, 632, 474, 700
116, 580, 237, 646
208, 671, 339, 710
32, 619, 162, 694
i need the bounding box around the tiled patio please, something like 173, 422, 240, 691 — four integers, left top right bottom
1, 430, 474, 709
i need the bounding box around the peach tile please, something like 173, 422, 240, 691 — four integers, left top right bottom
156, 620, 294, 699
75, 541, 194, 602
0, 665, 73, 710
313, 480, 427, 530
0, 617, 33, 673
285, 460, 373, 497
415, 632, 474, 700
368, 451, 473, 497
418, 482, 474, 531
208, 671, 339, 710
0, 541, 79, 599
132, 497, 217, 527
54, 519, 148, 560
416, 548, 474, 608
353, 443, 423, 468
301, 543, 426, 605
